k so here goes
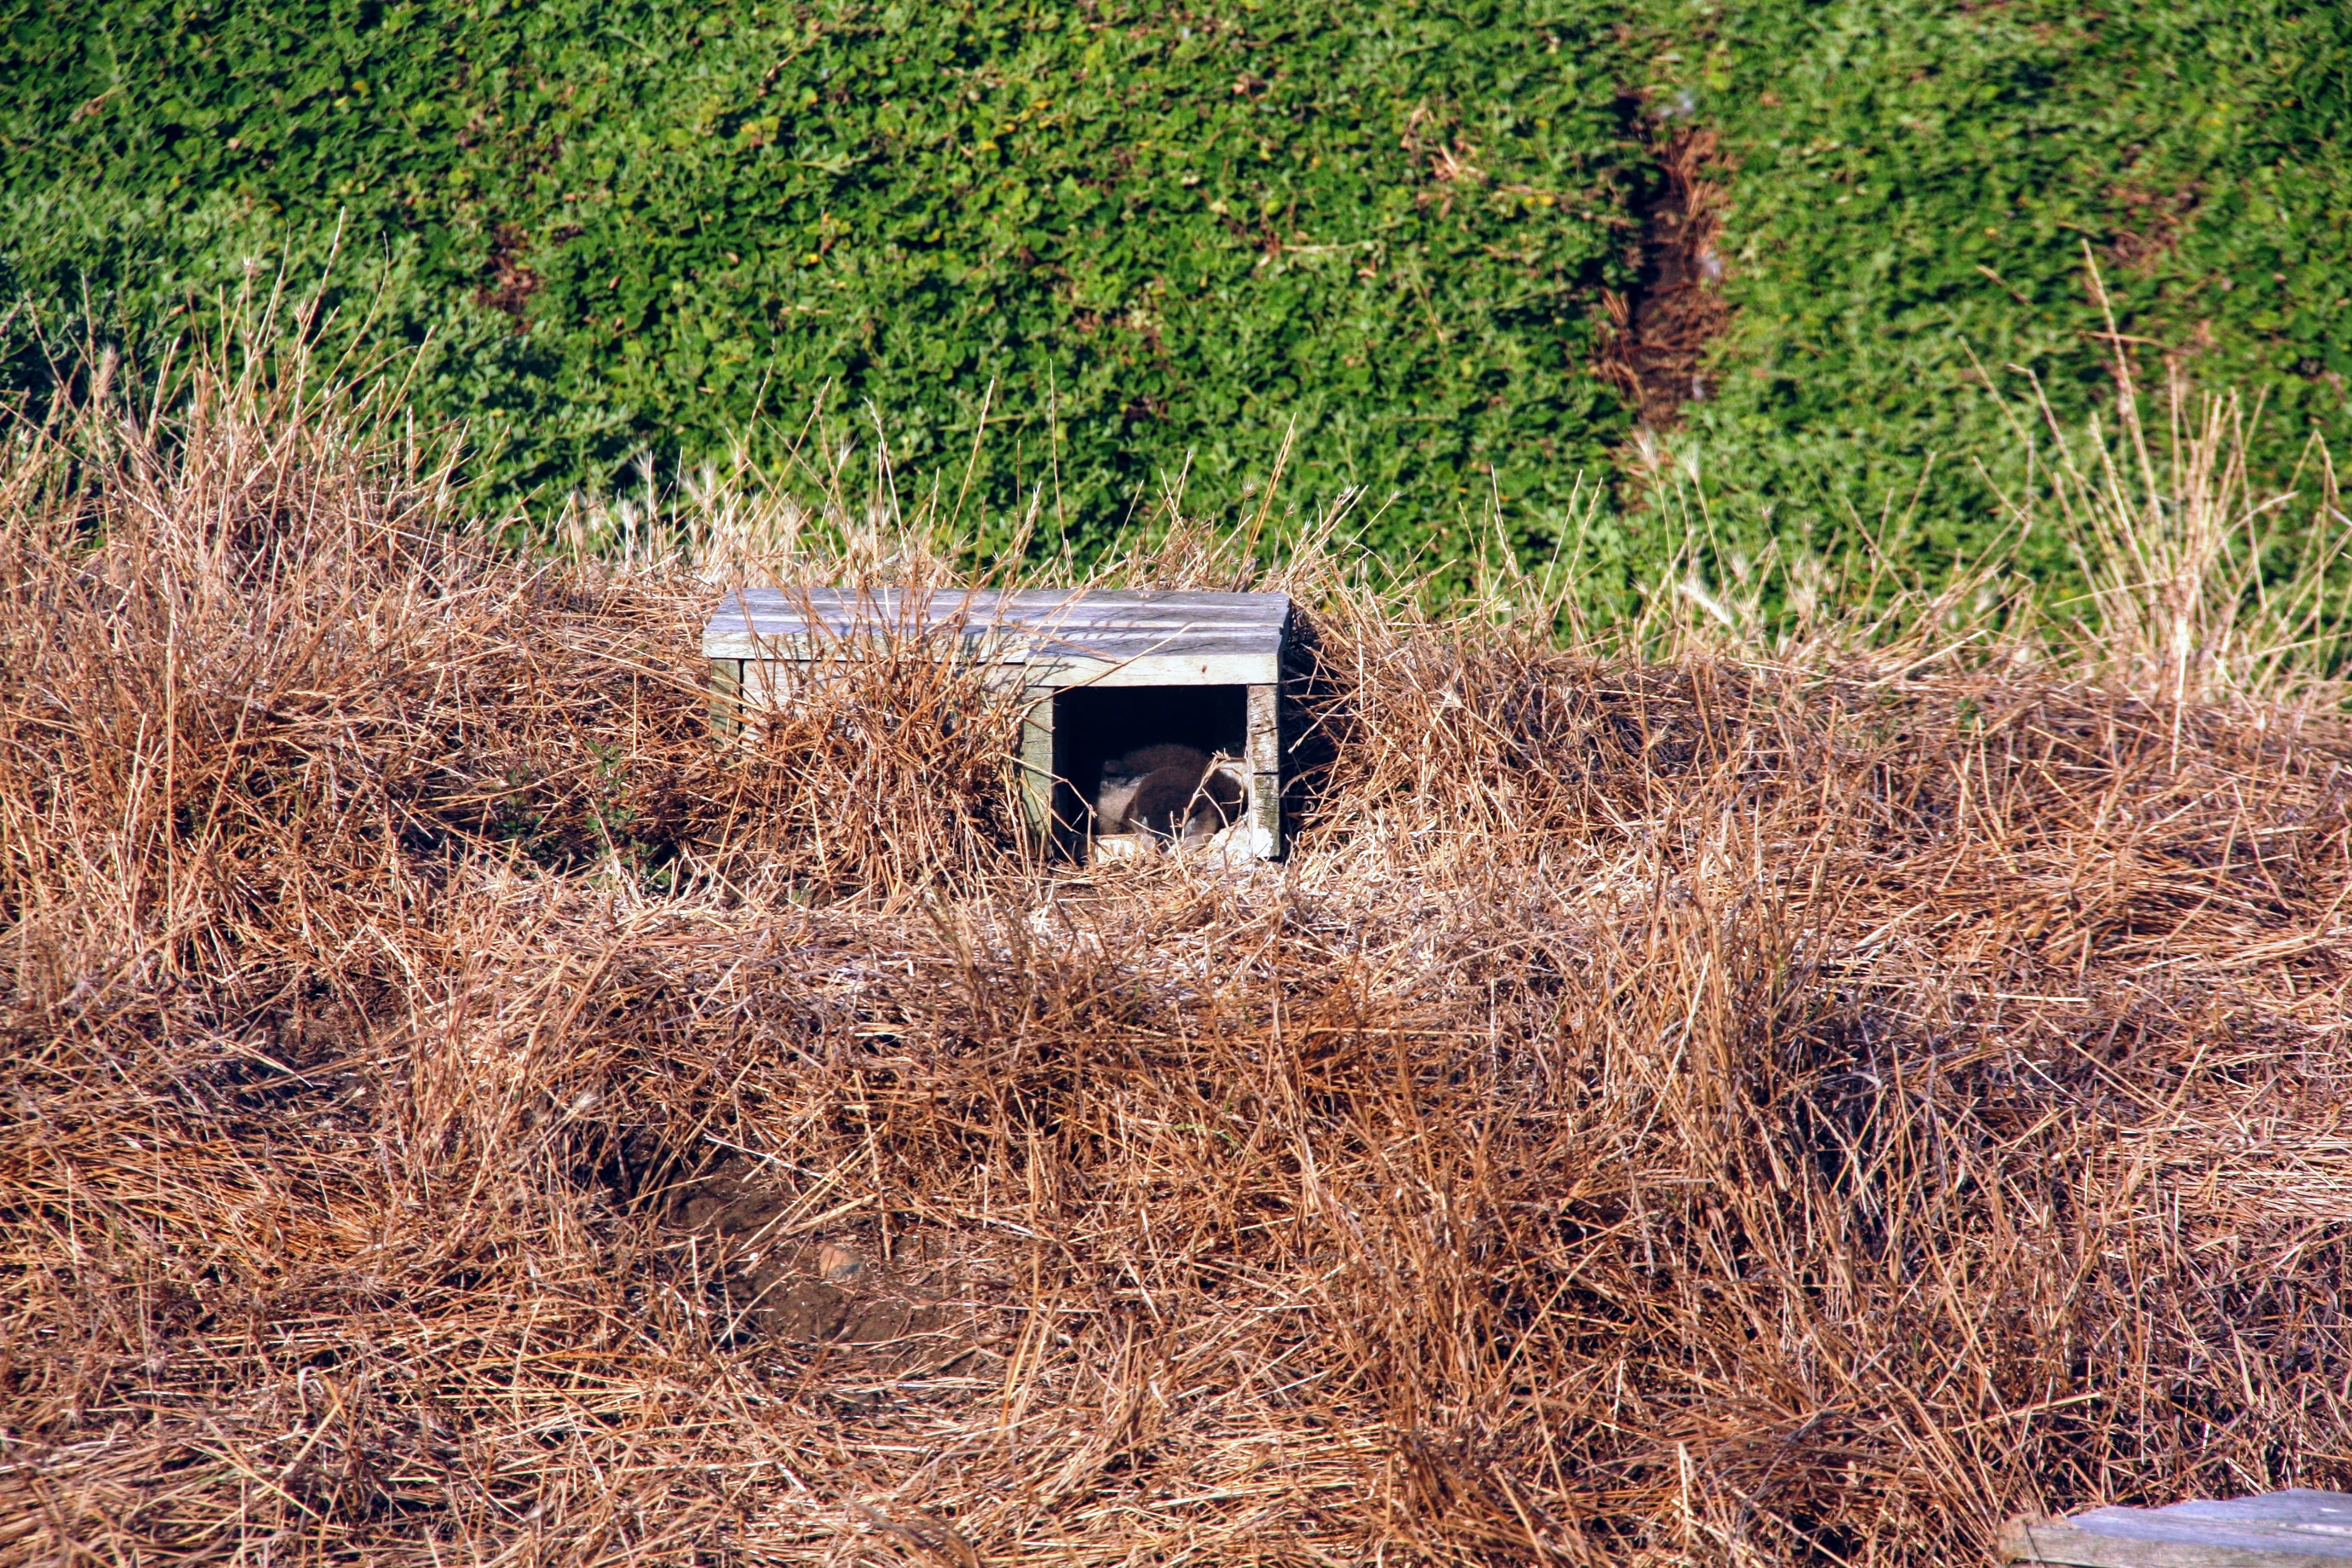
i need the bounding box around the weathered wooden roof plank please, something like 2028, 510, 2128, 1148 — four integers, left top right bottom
704, 587, 1293, 687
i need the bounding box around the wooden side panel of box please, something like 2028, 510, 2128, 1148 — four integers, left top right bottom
708, 659, 743, 739
1246, 682, 1281, 859
1019, 685, 1057, 848
716, 659, 1284, 861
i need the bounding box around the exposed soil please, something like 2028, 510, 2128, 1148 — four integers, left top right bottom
2105, 178, 2203, 275
671, 1159, 977, 1373
1605, 126, 1732, 430
474, 221, 541, 327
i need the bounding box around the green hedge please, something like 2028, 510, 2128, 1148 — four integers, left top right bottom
1650, 0, 2352, 586
5, 0, 2350, 596
2, 0, 1647, 564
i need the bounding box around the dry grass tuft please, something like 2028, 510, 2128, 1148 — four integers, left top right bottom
4, 350, 2350, 1566
1985, 262, 2352, 714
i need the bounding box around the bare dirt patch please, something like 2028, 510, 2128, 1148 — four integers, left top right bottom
673, 1160, 977, 1371
1602, 125, 1733, 431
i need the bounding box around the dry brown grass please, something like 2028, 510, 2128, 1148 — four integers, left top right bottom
4, 351, 2351, 1567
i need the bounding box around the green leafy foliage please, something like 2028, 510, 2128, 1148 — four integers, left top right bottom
1, 0, 1646, 560
1650, 0, 2352, 583
4, 0, 2349, 599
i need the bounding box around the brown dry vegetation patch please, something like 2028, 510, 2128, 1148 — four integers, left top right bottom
475, 221, 543, 325
2106, 180, 2203, 276
2, 375, 2351, 1565
1602, 126, 1733, 431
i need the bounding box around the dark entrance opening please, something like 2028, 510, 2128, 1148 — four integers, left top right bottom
1051, 683, 1248, 851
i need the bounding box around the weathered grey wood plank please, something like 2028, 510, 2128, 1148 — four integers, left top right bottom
710, 586, 1289, 624
1018, 685, 1056, 844
2002, 1520, 2352, 1567
1244, 681, 1282, 858
2002, 1491, 2352, 1566
707, 658, 742, 739
704, 587, 1292, 687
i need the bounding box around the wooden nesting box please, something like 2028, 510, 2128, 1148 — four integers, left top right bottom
702, 587, 1293, 861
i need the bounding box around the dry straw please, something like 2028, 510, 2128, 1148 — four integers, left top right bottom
2, 328, 2349, 1566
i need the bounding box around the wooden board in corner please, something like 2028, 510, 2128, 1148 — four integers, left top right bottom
2001, 1491, 2352, 1567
